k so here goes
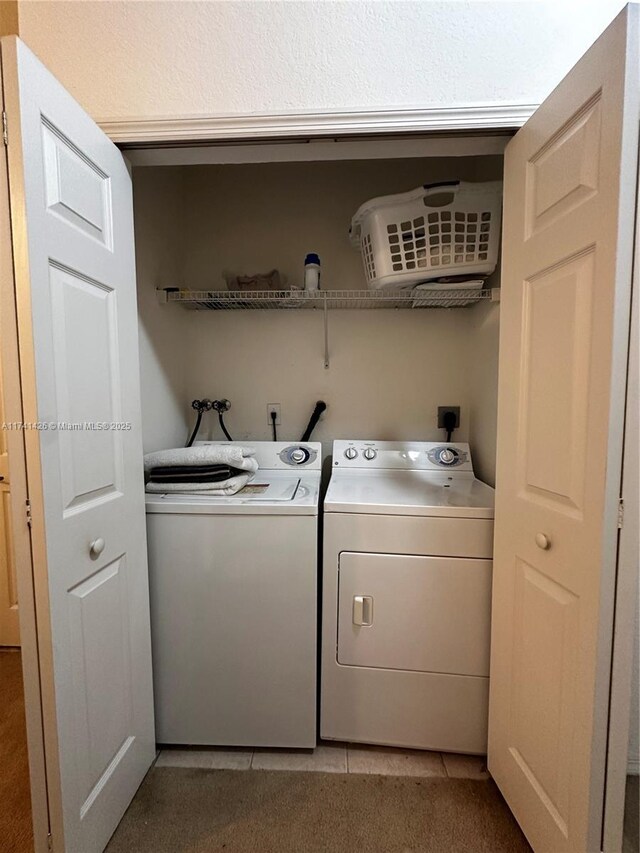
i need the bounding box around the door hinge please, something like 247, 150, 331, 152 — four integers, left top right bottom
618, 499, 624, 529
2, 111, 7, 147
26, 498, 32, 528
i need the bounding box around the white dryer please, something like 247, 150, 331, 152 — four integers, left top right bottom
146, 441, 321, 748
321, 440, 495, 754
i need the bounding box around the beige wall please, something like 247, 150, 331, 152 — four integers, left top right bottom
134, 157, 502, 480
133, 167, 191, 452
180, 158, 502, 290
13, 1, 626, 123
185, 308, 475, 447
467, 299, 501, 487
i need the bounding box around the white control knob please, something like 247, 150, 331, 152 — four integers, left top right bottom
363, 448, 377, 461
344, 447, 358, 460
290, 448, 308, 464
439, 448, 456, 465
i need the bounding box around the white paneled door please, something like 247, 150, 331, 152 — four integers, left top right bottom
489, 7, 639, 853
1, 37, 155, 852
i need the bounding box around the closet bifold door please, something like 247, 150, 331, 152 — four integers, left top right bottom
488, 6, 639, 853
0, 36, 155, 853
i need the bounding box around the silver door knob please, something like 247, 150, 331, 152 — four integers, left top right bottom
535, 533, 551, 550
89, 538, 105, 557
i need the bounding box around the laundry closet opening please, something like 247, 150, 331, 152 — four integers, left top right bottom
129, 138, 506, 486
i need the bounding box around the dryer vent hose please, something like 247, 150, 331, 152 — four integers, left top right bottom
301, 400, 327, 442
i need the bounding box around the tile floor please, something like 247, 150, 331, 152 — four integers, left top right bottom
155, 742, 489, 780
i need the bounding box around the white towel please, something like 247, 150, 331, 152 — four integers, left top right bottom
145, 471, 254, 496
144, 444, 258, 475
144, 444, 258, 496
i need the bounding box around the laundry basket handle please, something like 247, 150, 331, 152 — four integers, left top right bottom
422, 180, 460, 207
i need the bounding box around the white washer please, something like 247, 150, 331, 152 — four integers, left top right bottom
145, 441, 321, 748
321, 440, 495, 754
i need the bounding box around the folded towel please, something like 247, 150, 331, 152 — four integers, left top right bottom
150, 464, 236, 476
148, 464, 237, 483
145, 471, 253, 496
144, 445, 258, 476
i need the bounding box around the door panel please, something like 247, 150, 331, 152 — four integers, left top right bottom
68, 556, 134, 808
525, 96, 601, 238
509, 558, 578, 839
488, 8, 639, 853
521, 250, 593, 513
49, 262, 122, 512
337, 552, 492, 676
1, 36, 155, 852
42, 120, 114, 247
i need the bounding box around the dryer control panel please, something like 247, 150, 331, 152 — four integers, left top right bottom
426, 446, 469, 467
333, 440, 474, 472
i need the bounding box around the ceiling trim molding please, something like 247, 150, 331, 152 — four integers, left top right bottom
99, 103, 538, 146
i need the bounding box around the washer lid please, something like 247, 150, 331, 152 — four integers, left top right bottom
145, 471, 320, 515
324, 470, 495, 518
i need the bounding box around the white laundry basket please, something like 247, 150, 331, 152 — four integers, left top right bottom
350, 180, 503, 290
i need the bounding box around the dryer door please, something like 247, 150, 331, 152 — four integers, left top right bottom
337, 552, 492, 676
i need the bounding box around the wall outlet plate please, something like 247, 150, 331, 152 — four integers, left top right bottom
267, 404, 281, 426
437, 406, 460, 429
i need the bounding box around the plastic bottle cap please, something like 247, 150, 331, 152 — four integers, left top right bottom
305, 253, 321, 265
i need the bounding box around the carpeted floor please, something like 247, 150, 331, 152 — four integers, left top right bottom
106, 766, 531, 852
624, 774, 639, 853
0, 649, 34, 853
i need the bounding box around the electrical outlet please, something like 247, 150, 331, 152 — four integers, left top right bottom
267, 404, 281, 426
437, 406, 460, 429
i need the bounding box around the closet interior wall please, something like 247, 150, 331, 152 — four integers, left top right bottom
134, 166, 191, 452
133, 155, 503, 483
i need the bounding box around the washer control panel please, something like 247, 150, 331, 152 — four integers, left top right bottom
279, 445, 319, 467
333, 441, 474, 472
427, 446, 468, 468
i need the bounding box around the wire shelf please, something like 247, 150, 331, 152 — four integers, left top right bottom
159, 288, 492, 310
